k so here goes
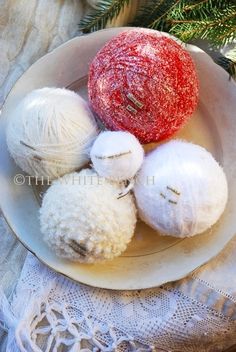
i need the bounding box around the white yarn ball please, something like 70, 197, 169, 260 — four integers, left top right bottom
90, 131, 144, 181
6, 87, 98, 179
134, 140, 228, 238
40, 169, 137, 263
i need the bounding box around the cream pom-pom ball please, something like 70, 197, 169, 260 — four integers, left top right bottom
134, 140, 228, 238
90, 131, 144, 181
6, 87, 98, 180
40, 169, 137, 263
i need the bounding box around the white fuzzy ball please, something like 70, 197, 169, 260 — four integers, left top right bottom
134, 140, 228, 237
90, 131, 144, 181
6, 88, 98, 179
40, 169, 137, 263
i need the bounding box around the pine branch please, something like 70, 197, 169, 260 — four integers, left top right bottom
225, 47, 236, 62
132, 0, 181, 31
169, 1, 236, 47
169, 4, 236, 47
79, 0, 236, 49
132, 0, 217, 30
79, 0, 130, 33
183, 0, 211, 11
216, 54, 236, 79
150, 1, 182, 30
218, 46, 236, 79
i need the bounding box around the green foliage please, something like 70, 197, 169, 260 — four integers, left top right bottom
168, 1, 236, 47
79, 0, 130, 33
132, 0, 181, 31
80, 0, 236, 48
216, 47, 236, 79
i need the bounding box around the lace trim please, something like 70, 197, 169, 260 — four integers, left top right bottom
0, 287, 153, 352
163, 283, 236, 321
1, 253, 236, 352
192, 275, 236, 303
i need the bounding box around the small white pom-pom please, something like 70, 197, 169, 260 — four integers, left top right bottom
134, 140, 228, 238
40, 169, 137, 263
6, 88, 98, 180
90, 131, 144, 181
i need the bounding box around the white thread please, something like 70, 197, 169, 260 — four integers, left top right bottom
40, 169, 137, 263
90, 131, 144, 182
6, 87, 98, 180
134, 139, 228, 238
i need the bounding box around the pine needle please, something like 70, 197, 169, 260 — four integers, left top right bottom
79, 0, 236, 50
216, 46, 236, 79
79, 0, 130, 33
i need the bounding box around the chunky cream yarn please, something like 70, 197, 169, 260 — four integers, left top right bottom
90, 131, 144, 181
40, 169, 137, 263
6, 87, 98, 179
134, 140, 228, 238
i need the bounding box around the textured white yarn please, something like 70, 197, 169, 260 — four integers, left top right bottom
1, 1, 236, 351
90, 131, 144, 182
134, 140, 228, 237
40, 169, 137, 263
1, 253, 236, 352
6, 88, 98, 180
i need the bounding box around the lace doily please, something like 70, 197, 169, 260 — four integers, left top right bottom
0, 253, 236, 352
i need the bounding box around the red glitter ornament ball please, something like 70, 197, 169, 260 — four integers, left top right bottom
88, 28, 199, 144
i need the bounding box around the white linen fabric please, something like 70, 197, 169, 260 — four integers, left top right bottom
0, 0, 236, 351
0, 0, 84, 106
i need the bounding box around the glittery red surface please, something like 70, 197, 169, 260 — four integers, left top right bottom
88, 28, 199, 144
